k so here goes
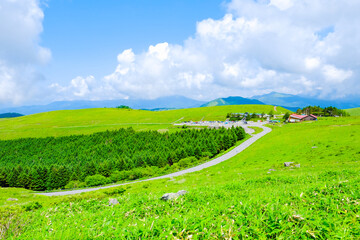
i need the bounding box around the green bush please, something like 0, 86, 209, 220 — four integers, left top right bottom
201, 151, 213, 158
22, 202, 42, 211
110, 171, 133, 182
178, 156, 197, 168
65, 180, 84, 189
104, 187, 126, 196
85, 174, 111, 187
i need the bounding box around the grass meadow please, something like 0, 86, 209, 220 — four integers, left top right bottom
0, 105, 288, 140
346, 107, 360, 116
1, 115, 359, 239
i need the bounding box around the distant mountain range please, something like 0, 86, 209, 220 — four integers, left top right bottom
0, 112, 24, 118
0, 96, 206, 115
201, 96, 264, 107
251, 92, 360, 110
1, 92, 359, 116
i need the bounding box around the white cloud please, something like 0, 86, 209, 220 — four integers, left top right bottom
70, 76, 95, 97
117, 49, 135, 63
52, 0, 360, 101
305, 57, 321, 71
269, 0, 294, 11
322, 65, 353, 83
0, 0, 50, 107
147, 42, 170, 61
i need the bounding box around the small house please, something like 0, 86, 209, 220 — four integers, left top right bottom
288, 114, 317, 123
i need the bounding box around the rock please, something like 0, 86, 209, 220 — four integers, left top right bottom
295, 164, 300, 168
108, 198, 119, 206
267, 172, 271, 174
161, 193, 178, 201
161, 190, 187, 201
177, 190, 187, 196
284, 162, 294, 167
7, 198, 18, 201
312, 146, 318, 149
269, 169, 276, 171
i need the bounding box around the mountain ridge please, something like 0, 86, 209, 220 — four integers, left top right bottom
0, 96, 206, 115
201, 96, 264, 107
251, 92, 360, 109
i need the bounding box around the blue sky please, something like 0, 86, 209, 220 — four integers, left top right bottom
0, 0, 359, 107
41, 0, 227, 85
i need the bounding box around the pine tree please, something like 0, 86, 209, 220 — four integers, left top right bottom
30, 167, 46, 191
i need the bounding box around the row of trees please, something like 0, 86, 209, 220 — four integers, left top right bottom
226, 111, 275, 121
0, 127, 245, 190
296, 106, 349, 117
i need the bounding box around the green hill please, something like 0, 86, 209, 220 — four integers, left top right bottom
1, 116, 359, 239
201, 96, 264, 107
0, 105, 290, 140
345, 107, 360, 116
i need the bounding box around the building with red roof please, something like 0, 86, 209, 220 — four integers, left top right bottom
288, 114, 317, 122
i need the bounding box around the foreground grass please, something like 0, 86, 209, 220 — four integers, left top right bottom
2, 117, 359, 239
0, 105, 288, 140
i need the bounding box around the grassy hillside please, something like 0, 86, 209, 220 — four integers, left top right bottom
345, 107, 360, 116
1, 117, 359, 239
201, 96, 264, 107
0, 105, 289, 140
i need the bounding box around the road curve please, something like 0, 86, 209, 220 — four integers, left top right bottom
37, 123, 272, 196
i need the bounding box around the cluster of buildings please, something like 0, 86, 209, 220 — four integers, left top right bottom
180, 113, 319, 126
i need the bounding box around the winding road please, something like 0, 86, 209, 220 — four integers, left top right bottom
37, 123, 271, 196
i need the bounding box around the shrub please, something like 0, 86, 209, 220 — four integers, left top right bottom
104, 187, 126, 196
178, 156, 197, 168
85, 174, 111, 187
65, 180, 84, 189
22, 202, 42, 211
201, 152, 213, 158
127, 168, 146, 180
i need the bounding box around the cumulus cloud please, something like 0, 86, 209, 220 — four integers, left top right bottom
53, 0, 360, 101
0, 0, 50, 107
322, 65, 353, 83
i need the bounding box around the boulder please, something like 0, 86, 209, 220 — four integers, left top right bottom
108, 198, 119, 206
295, 164, 300, 168
284, 162, 294, 167
161, 193, 178, 201
177, 190, 187, 196
161, 190, 188, 201
7, 198, 18, 201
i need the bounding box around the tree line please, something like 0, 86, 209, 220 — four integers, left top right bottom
296, 106, 350, 117
226, 111, 275, 121
0, 127, 245, 190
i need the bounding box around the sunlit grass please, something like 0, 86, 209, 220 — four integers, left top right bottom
1, 117, 359, 239
0, 105, 289, 140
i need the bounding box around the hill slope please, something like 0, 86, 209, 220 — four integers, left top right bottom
201, 96, 264, 107
2, 116, 359, 239
0, 105, 289, 140
345, 107, 360, 116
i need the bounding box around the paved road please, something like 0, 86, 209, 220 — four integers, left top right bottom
37, 123, 271, 196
